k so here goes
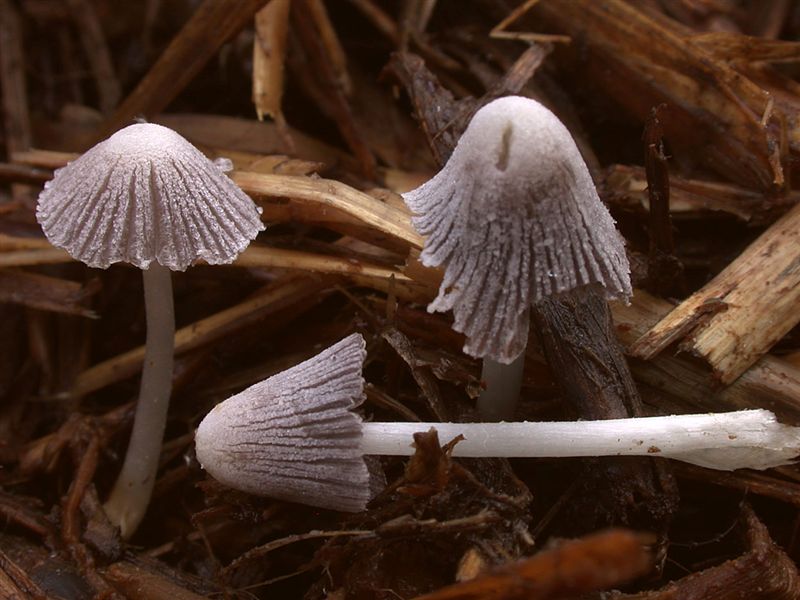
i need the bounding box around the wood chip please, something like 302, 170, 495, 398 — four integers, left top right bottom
603, 164, 798, 225
529, 0, 788, 190
100, 0, 272, 137
252, 0, 291, 123
613, 291, 800, 423
72, 275, 326, 396
104, 561, 211, 600
609, 507, 800, 599
0, 0, 31, 155
0, 269, 97, 317
65, 0, 120, 114
414, 529, 652, 600
630, 202, 800, 384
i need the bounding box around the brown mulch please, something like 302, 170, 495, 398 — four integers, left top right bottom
3, 0, 800, 598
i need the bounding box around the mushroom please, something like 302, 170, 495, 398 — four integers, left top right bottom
196, 337, 800, 511
36, 122, 264, 537
195, 333, 376, 512
402, 96, 630, 420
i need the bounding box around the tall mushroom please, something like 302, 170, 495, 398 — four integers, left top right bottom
402, 96, 631, 420
195, 338, 800, 512
36, 122, 264, 537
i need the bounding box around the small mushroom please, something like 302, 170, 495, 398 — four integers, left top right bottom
402, 96, 631, 419
196, 339, 800, 511
37, 122, 264, 537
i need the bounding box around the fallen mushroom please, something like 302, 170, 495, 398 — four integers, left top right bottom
195, 334, 800, 512
402, 96, 631, 420
195, 333, 374, 512
37, 122, 264, 537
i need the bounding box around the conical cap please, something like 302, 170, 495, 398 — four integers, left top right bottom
36, 123, 264, 271
195, 334, 372, 512
403, 96, 631, 363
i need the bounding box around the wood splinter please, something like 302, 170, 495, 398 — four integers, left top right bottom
631, 201, 800, 385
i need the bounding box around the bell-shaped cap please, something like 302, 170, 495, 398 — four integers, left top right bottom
195, 333, 375, 512
36, 123, 264, 271
403, 96, 631, 364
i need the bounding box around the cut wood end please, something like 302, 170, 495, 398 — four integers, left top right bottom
628, 296, 728, 360
627, 323, 691, 360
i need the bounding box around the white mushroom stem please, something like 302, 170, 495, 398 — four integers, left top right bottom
104, 263, 175, 538
477, 353, 526, 421
359, 410, 800, 471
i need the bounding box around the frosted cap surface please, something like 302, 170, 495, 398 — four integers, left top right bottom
195, 334, 375, 512
403, 96, 631, 363
36, 123, 265, 271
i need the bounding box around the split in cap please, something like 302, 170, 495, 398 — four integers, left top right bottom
403, 96, 631, 364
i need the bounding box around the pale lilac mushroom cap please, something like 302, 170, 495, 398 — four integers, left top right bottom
195, 333, 375, 512
402, 96, 632, 364
36, 122, 264, 270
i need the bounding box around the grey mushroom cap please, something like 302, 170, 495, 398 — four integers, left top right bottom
195, 333, 376, 512
402, 96, 632, 364
36, 123, 265, 271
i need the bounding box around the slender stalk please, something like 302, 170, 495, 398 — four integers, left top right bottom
104, 263, 175, 538
359, 410, 800, 471
476, 352, 526, 421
